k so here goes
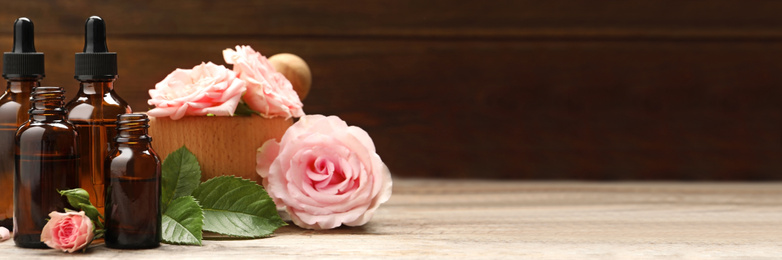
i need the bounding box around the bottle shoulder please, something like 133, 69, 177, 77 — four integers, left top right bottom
110, 146, 159, 157
67, 81, 132, 114
17, 121, 78, 133
0, 100, 21, 123
66, 93, 130, 108
16, 121, 79, 154
66, 94, 132, 121
0, 90, 9, 102
0, 90, 20, 107
107, 90, 131, 109
107, 147, 161, 176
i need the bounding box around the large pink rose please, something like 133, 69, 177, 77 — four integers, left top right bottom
257, 115, 392, 230
40, 211, 94, 253
148, 62, 246, 120
223, 45, 304, 119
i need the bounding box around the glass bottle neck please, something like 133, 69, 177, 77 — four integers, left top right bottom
30, 101, 67, 121
115, 113, 151, 146
31, 113, 67, 122
115, 123, 151, 145
115, 141, 152, 149
115, 130, 151, 144
78, 79, 115, 96
29, 87, 67, 122
6, 77, 40, 95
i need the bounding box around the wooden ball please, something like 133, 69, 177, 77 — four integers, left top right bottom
269, 53, 312, 100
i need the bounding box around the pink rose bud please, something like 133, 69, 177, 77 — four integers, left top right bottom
40, 211, 94, 253
0, 227, 9, 241
224, 45, 304, 119
257, 115, 392, 229
148, 62, 247, 120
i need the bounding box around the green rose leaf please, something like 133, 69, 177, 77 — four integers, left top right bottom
192, 176, 285, 238
161, 146, 202, 212
161, 196, 204, 245
233, 101, 260, 117
57, 188, 104, 228
58, 188, 91, 210
77, 203, 104, 228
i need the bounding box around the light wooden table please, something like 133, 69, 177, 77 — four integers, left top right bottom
2, 179, 781, 259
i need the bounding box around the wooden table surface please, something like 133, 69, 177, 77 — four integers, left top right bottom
2, 179, 781, 259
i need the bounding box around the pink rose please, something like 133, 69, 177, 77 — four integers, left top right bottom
148, 62, 246, 120
223, 45, 304, 119
40, 211, 94, 253
257, 115, 392, 230
0, 227, 9, 241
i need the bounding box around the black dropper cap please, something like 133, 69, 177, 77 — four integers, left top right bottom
74, 16, 117, 80
3, 17, 45, 79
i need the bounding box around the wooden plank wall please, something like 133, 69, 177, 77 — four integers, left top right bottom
0, 1, 779, 179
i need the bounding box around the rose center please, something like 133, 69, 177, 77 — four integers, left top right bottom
313, 157, 332, 174
309, 157, 347, 190
58, 221, 76, 244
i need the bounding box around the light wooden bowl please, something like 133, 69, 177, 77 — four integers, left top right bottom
146, 53, 311, 184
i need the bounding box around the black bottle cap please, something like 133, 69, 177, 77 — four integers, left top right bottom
3, 17, 45, 79
74, 16, 117, 80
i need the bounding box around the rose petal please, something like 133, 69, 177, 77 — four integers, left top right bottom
197, 92, 243, 116
0, 227, 9, 241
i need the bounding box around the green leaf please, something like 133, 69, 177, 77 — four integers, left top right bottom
192, 176, 285, 238
58, 188, 105, 229
78, 203, 104, 228
161, 146, 202, 212
233, 101, 260, 117
58, 188, 91, 210
161, 196, 204, 245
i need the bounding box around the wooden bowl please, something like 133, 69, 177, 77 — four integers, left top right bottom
148, 116, 292, 184
146, 53, 310, 184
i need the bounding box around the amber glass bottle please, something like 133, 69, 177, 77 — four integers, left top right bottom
66, 16, 131, 214
105, 113, 160, 249
14, 86, 79, 248
0, 17, 45, 230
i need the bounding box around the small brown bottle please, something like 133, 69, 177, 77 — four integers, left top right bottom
105, 113, 160, 249
0, 17, 44, 230
67, 16, 131, 215
14, 86, 80, 248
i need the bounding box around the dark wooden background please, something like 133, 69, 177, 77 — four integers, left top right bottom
0, 1, 779, 179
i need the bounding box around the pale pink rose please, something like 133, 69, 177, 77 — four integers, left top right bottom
223, 45, 304, 119
148, 62, 246, 120
40, 211, 94, 253
0, 227, 9, 241
257, 115, 392, 230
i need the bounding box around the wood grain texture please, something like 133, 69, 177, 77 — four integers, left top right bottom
0, 1, 779, 179
1, 180, 781, 258
148, 116, 292, 184
4, 0, 782, 39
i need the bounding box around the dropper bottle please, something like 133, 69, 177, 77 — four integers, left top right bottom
0, 17, 44, 230
66, 16, 131, 214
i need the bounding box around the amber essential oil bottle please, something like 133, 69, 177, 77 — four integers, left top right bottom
0, 17, 44, 230
14, 86, 80, 248
66, 16, 131, 215
105, 113, 161, 249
